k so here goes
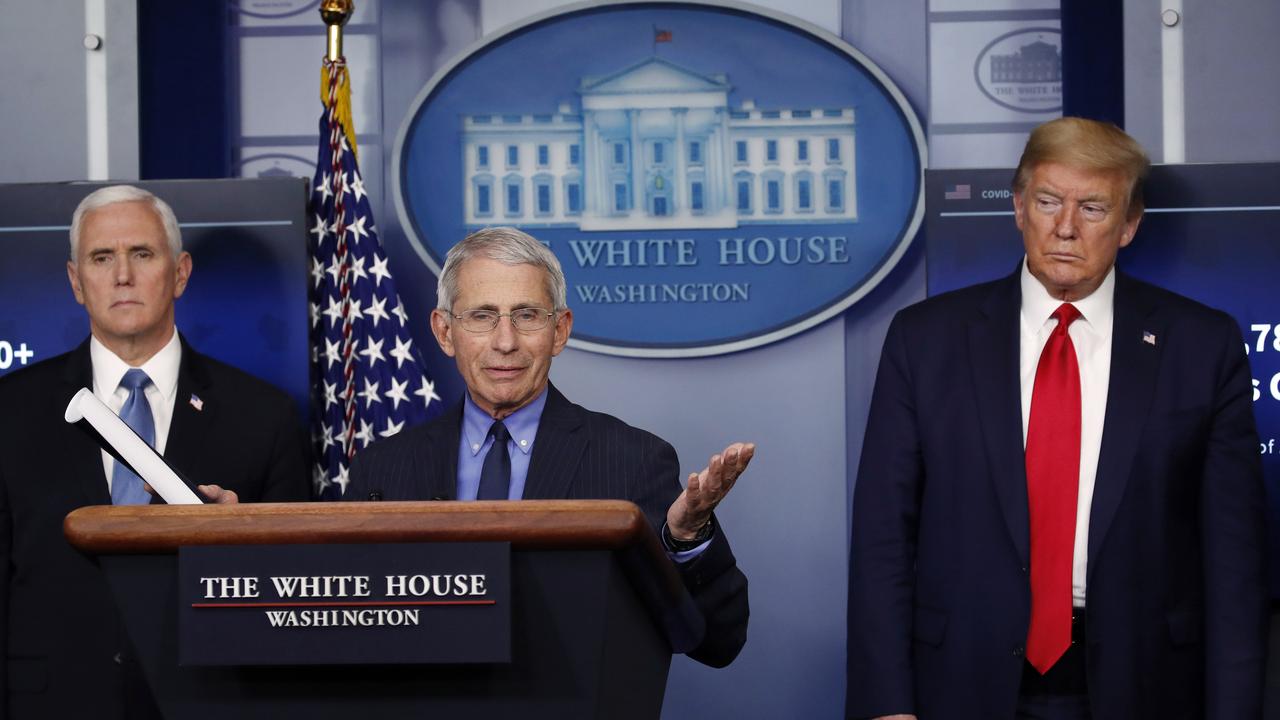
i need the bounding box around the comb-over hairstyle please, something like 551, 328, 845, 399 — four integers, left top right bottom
1013, 117, 1151, 218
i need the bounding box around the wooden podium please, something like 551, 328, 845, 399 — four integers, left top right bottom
65, 500, 705, 719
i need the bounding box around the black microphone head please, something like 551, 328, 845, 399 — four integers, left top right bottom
367, 490, 383, 501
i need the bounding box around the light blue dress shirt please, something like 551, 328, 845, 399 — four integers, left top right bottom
456, 388, 547, 501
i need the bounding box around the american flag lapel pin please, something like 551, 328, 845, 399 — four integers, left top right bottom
189, 394, 204, 411
1142, 331, 1156, 346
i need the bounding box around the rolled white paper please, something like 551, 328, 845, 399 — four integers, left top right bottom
64, 388, 202, 505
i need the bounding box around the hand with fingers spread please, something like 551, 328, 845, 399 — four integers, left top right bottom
666, 442, 755, 540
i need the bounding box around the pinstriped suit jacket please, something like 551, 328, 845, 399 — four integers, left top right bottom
346, 383, 749, 667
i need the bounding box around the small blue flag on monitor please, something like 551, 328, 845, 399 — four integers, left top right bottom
308, 57, 440, 500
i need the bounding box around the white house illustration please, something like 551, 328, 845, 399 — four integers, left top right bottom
461, 57, 857, 231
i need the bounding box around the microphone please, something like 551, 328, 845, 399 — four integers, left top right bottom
367, 490, 382, 501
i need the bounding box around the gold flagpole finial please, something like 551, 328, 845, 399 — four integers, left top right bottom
320, 0, 354, 62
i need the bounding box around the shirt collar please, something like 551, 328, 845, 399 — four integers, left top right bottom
461, 386, 549, 457
1019, 257, 1115, 337
90, 329, 182, 401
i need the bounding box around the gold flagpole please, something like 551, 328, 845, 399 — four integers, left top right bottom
320, 0, 353, 62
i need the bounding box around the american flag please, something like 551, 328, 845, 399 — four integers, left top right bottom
309, 57, 440, 500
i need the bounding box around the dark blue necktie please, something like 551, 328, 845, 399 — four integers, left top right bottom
476, 421, 511, 500
111, 369, 155, 505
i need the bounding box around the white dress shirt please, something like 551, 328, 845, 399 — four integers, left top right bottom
90, 331, 182, 492
1019, 260, 1115, 607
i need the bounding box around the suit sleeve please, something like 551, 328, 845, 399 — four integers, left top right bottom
256, 394, 311, 502
1201, 317, 1267, 719
638, 437, 749, 669
847, 313, 921, 718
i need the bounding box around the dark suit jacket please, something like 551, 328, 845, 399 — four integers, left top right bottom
346, 383, 749, 668
0, 337, 310, 719
846, 268, 1267, 720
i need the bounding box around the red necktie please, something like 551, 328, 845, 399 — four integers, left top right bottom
1025, 303, 1082, 674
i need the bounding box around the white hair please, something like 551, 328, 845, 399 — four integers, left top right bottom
437, 226, 568, 311
69, 185, 182, 260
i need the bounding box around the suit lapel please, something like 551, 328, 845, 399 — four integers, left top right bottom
61, 340, 112, 505
968, 271, 1031, 564
522, 384, 587, 500
162, 337, 215, 501
1087, 272, 1163, 575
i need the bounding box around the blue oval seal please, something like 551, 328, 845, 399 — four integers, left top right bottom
394, 0, 925, 357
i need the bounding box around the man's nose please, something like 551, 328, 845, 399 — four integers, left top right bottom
1053, 209, 1077, 239
114, 255, 134, 284
490, 315, 519, 351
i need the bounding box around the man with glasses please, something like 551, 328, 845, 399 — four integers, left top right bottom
346, 226, 753, 668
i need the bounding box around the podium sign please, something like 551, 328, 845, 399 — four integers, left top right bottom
179, 542, 511, 665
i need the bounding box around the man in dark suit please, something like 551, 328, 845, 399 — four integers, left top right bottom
0, 185, 309, 719
346, 226, 753, 668
846, 118, 1266, 719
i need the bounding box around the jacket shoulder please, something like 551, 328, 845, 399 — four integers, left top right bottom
0, 348, 80, 403
351, 408, 454, 469
1121, 272, 1237, 326
560, 395, 675, 456
187, 351, 295, 404
892, 276, 1010, 328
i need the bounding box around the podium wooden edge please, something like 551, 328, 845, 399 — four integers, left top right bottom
65, 499, 705, 653
65, 499, 652, 553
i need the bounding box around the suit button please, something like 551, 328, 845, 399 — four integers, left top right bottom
1021, 566, 1028, 573
1012, 645, 1024, 657
113, 652, 123, 665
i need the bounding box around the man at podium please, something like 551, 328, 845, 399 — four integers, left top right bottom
346, 226, 752, 668
0, 185, 310, 719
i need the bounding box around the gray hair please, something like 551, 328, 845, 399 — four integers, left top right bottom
69, 185, 183, 261
437, 226, 568, 311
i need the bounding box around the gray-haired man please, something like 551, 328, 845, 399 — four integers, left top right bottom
348, 226, 753, 667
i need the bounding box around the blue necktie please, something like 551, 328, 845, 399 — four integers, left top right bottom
111, 369, 155, 505
476, 421, 511, 500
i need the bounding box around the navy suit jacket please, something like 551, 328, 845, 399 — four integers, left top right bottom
346, 383, 749, 668
0, 337, 310, 720
846, 268, 1267, 720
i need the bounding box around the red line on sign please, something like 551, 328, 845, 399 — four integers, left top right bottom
191, 600, 497, 608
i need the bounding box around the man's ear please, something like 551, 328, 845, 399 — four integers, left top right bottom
173, 252, 193, 299
551, 308, 573, 357
1119, 210, 1142, 249
430, 309, 456, 357
67, 260, 86, 305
